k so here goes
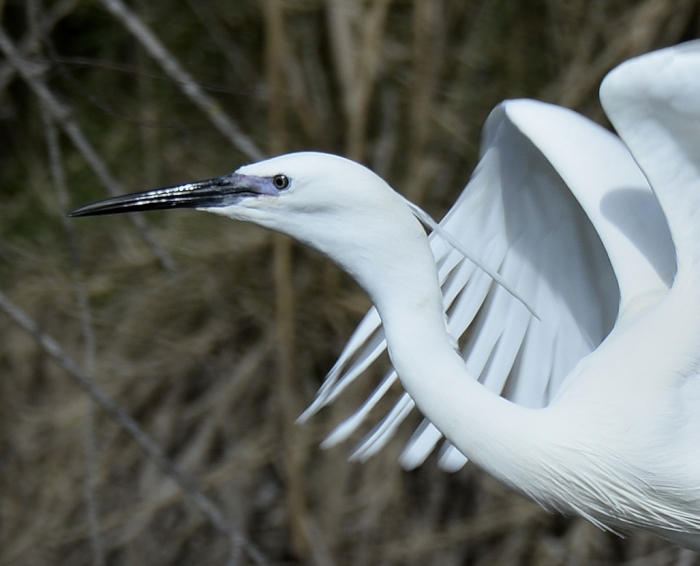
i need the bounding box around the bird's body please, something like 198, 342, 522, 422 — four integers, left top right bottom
70, 41, 700, 548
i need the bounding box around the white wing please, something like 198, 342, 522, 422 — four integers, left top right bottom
600, 41, 700, 286
299, 98, 676, 471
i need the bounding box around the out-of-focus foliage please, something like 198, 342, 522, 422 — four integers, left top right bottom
0, 0, 698, 564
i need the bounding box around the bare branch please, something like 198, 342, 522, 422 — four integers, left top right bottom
97, 0, 264, 161
0, 0, 77, 96
39, 93, 107, 566
0, 25, 177, 273
0, 288, 271, 566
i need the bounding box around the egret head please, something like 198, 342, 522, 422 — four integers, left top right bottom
209, 152, 410, 234
69, 152, 429, 287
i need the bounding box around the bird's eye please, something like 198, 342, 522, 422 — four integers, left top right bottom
272, 174, 290, 190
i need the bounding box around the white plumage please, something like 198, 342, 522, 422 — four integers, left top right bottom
70, 41, 700, 548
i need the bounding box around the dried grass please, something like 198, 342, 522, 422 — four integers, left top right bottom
1, 0, 699, 564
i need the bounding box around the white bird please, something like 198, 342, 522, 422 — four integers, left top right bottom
70, 41, 700, 549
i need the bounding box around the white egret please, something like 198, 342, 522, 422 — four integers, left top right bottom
70, 42, 700, 548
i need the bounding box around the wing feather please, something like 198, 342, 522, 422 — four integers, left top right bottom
304, 98, 674, 469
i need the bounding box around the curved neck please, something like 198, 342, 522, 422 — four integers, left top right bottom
358, 227, 547, 497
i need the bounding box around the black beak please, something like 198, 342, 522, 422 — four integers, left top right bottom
68, 172, 278, 217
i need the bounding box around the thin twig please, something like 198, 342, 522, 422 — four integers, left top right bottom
0, 25, 177, 273
0, 289, 271, 566
324, 0, 390, 160
349, 0, 390, 159
42, 106, 106, 566
0, 0, 77, 96
96, 0, 265, 162
28, 0, 105, 562
262, 3, 314, 563
183, 0, 257, 86
403, 0, 439, 204
39, 90, 106, 566
543, 0, 693, 107
324, 0, 356, 120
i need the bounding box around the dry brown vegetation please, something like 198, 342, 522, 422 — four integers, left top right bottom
1, 0, 700, 564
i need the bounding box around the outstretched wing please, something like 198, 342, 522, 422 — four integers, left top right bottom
300, 98, 675, 471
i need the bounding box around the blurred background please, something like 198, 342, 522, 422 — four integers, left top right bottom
1, 0, 699, 564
